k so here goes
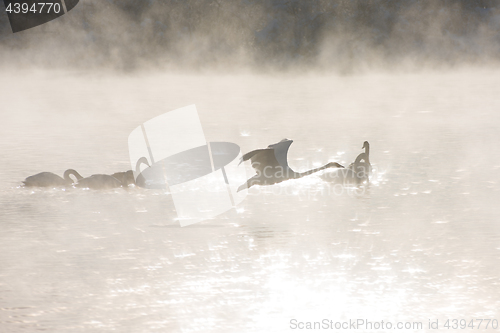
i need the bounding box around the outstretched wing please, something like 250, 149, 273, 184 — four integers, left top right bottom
240, 149, 266, 164
240, 148, 282, 174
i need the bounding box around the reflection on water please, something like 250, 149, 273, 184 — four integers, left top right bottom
0, 70, 499, 332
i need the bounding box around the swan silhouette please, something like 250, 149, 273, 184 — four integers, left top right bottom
75, 174, 124, 190
110, 170, 135, 186
73, 160, 148, 190
237, 138, 344, 191
321, 141, 371, 185
23, 169, 83, 187
133, 157, 151, 188
348, 141, 371, 182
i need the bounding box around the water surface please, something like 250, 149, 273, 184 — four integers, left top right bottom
0, 70, 499, 332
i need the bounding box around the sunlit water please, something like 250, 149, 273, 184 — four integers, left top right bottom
1, 70, 499, 332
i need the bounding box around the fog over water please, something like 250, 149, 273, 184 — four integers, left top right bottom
1, 1, 500, 333
1, 0, 500, 71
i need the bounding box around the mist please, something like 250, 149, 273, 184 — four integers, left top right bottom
1, 0, 500, 72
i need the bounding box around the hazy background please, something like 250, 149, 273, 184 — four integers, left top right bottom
1, 0, 500, 72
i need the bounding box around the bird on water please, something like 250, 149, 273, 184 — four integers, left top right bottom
75, 174, 123, 190
24, 169, 136, 189
348, 141, 371, 182
237, 138, 344, 192
321, 141, 372, 185
23, 169, 82, 187
110, 170, 135, 186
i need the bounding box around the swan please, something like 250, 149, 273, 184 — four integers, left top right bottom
74, 162, 144, 189
347, 141, 371, 182
23, 169, 82, 187
75, 174, 124, 190
322, 141, 371, 185
237, 138, 344, 191
110, 170, 135, 186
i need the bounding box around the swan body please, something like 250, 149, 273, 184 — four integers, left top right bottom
23, 172, 67, 187
74, 170, 135, 190
238, 138, 344, 191
75, 158, 150, 190
75, 174, 123, 190
23, 169, 82, 187
110, 170, 135, 186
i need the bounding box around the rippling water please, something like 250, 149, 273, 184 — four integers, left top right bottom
1, 70, 499, 332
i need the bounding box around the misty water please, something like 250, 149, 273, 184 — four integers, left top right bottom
1, 70, 499, 332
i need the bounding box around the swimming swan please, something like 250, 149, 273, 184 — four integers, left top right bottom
74, 161, 147, 190
23, 169, 83, 187
110, 170, 135, 186
237, 138, 344, 191
348, 141, 371, 182
322, 141, 371, 185
75, 174, 124, 190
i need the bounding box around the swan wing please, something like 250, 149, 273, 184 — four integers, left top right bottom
241, 148, 282, 174
240, 149, 267, 164
271, 140, 292, 169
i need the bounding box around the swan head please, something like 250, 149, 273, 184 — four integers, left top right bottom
362, 141, 370, 149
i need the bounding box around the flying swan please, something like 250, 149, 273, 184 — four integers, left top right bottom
237, 138, 344, 191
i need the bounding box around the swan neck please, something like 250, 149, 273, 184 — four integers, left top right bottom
296, 164, 330, 178
354, 153, 366, 167
63, 169, 83, 182
136, 157, 149, 173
